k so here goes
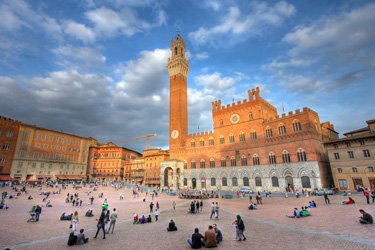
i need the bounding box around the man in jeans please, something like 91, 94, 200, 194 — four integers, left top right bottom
108, 208, 118, 234
35, 205, 42, 222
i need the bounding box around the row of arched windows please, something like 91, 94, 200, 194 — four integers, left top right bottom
183, 176, 312, 188
189, 149, 307, 168
190, 121, 303, 148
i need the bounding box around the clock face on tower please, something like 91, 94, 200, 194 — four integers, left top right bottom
230, 114, 240, 124
171, 130, 179, 139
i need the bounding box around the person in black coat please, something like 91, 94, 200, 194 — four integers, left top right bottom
67, 231, 77, 246
94, 212, 106, 239
167, 219, 177, 231
187, 228, 204, 249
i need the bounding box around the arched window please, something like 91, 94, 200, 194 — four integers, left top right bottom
209, 158, 215, 168
219, 135, 225, 144
250, 129, 257, 140
241, 155, 247, 166
243, 177, 249, 186
199, 138, 205, 147
222, 177, 227, 186
221, 157, 226, 167
301, 176, 311, 188
265, 127, 273, 138
232, 177, 238, 186
272, 176, 279, 187
297, 148, 307, 162
255, 176, 262, 186
219, 119, 224, 126
200, 159, 205, 168
278, 123, 287, 135
183, 178, 187, 186
239, 131, 245, 142
293, 120, 302, 132
211, 178, 216, 186
209, 137, 214, 146
269, 152, 276, 164
229, 133, 235, 143
191, 140, 195, 148
248, 112, 253, 120
282, 150, 291, 163
230, 156, 237, 167
253, 154, 260, 165
191, 159, 196, 168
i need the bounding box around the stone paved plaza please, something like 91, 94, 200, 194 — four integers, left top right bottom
1, 185, 375, 250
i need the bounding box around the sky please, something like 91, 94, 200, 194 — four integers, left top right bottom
0, 0, 374, 152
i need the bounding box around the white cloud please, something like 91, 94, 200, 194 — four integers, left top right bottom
195, 52, 209, 60
52, 45, 106, 71
194, 72, 245, 97
63, 20, 96, 43
264, 3, 375, 93
189, 1, 295, 46
85, 6, 165, 38
115, 48, 170, 97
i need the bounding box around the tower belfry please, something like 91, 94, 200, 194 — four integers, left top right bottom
168, 34, 189, 155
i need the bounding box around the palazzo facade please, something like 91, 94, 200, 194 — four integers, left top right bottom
161, 34, 338, 192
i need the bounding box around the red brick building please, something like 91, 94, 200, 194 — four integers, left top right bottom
88, 142, 141, 181
161, 34, 338, 192
0, 116, 20, 180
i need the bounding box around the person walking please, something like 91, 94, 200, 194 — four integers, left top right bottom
233, 215, 246, 241
108, 208, 118, 234
104, 210, 110, 232
94, 212, 106, 239
323, 192, 330, 204
371, 190, 375, 203
172, 201, 176, 210
210, 202, 216, 219
155, 208, 160, 221
71, 211, 79, 231
35, 205, 42, 222
150, 202, 154, 213
363, 188, 370, 204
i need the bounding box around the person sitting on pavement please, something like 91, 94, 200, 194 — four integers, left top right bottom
76, 228, 89, 245
67, 231, 77, 246
46, 200, 52, 207
300, 206, 310, 217
147, 214, 152, 223
133, 213, 139, 224
28, 195, 33, 200
359, 209, 373, 224
204, 225, 217, 248
167, 219, 178, 231
213, 223, 223, 244
342, 197, 355, 205
139, 215, 146, 224
287, 208, 300, 218
248, 202, 257, 210
85, 210, 94, 217
187, 227, 204, 249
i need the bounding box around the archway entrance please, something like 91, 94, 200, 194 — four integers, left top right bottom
201, 177, 206, 189
285, 176, 294, 192
192, 178, 197, 189
164, 167, 174, 189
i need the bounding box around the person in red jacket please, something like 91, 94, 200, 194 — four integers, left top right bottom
363, 188, 370, 204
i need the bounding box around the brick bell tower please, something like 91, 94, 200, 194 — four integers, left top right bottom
168, 34, 189, 154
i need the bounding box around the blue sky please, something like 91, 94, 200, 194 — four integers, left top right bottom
0, 0, 374, 152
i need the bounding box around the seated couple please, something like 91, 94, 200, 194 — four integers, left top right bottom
308, 201, 316, 208
85, 210, 94, 217
287, 207, 310, 218
248, 202, 257, 210
67, 229, 89, 246
187, 226, 217, 249
60, 212, 72, 221
342, 197, 355, 205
